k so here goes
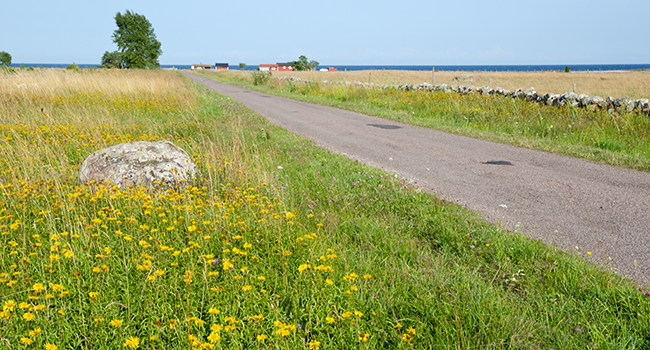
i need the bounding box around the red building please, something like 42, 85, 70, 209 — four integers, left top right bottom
191, 63, 212, 70
259, 63, 294, 71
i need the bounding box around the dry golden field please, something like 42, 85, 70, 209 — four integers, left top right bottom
0, 69, 193, 124
267, 69, 650, 100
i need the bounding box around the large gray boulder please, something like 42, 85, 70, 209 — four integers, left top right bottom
452, 74, 475, 83
79, 141, 197, 188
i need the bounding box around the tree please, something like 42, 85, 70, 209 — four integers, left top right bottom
112, 10, 162, 69
101, 51, 123, 69
239, 63, 247, 70
291, 55, 309, 71
0, 51, 11, 67
291, 55, 319, 71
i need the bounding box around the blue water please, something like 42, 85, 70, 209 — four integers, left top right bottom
9, 63, 650, 72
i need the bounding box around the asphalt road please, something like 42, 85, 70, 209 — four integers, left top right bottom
184, 72, 650, 284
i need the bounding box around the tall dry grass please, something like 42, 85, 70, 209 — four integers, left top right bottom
268, 69, 650, 100
0, 69, 195, 124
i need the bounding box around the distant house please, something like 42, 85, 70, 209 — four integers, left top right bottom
215, 63, 229, 70
191, 63, 212, 70
277, 63, 294, 71
259, 63, 294, 71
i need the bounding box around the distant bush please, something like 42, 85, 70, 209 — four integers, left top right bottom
251, 70, 271, 85
101, 51, 123, 69
565, 65, 571, 73
1, 66, 16, 74
66, 63, 81, 71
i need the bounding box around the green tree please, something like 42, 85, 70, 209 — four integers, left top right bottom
0, 51, 11, 67
291, 55, 309, 71
112, 10, 162, 69
291, 55, 319, 71
101, 51, 123, 69
239, 63, 247, 70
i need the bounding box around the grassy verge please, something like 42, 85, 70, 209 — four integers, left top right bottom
201, 71, 650, 171
1, 69, 649, 349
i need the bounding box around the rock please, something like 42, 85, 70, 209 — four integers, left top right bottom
513, 88, 525, 99
636, 99, 649, 112
560, 91, 578, 102
537, 93, 551, 104
614, 97, 634, 112
458, 85, 476, 94
419, 83, 433, 91
452, 74, 475, 83
579, 95, 593, 107
548, 94, 560, 106
491, 86, 504, 95
79, 140, 197, 188
525, 91, 538, 102
592, 96, 605, 108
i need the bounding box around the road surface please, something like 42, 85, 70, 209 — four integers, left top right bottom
184, 72, 650, 284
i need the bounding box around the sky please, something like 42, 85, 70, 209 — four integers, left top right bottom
1, 0, 648, 66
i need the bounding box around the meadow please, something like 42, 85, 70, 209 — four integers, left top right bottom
208, 70, 650, 171
268, 69, 650, 101
1, 68, 649, 349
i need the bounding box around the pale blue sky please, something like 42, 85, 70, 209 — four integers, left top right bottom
2, 0, 648, 66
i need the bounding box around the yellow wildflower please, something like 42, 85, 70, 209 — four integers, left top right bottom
123, 336, 139, 349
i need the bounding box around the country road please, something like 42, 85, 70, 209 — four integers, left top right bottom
183, 72, 650, 284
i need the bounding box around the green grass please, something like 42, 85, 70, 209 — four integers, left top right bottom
1, 69, 649, 349
202, 71, 650, 172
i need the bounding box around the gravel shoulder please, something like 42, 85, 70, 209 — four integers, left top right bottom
184, 72, 650, 284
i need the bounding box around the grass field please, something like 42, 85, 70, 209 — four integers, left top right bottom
1, 68, 650, 349
261, 69, 650, 101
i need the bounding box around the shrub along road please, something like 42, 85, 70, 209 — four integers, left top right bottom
184, 72, 650, 284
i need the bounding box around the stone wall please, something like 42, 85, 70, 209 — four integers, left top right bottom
398, 83, 650, 115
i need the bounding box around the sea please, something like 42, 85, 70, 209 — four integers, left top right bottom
8, 63, 650, 72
